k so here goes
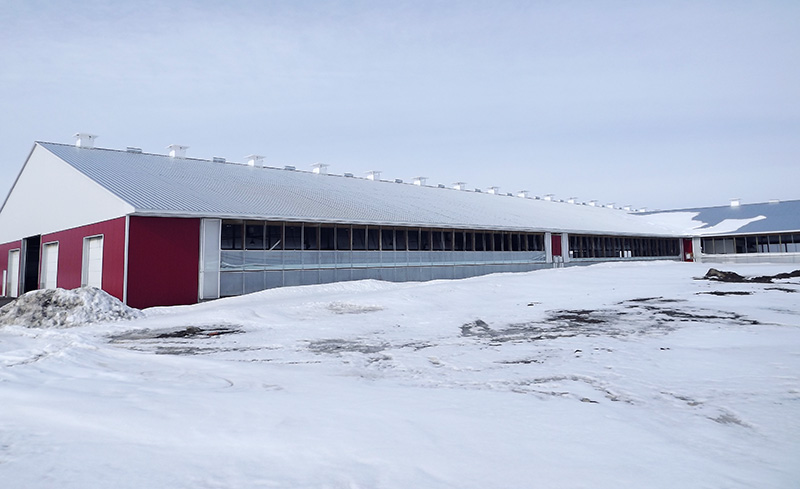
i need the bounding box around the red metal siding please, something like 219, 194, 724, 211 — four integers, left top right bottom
0, 240, 22, 295
551, 234, 562, 257
126, 216, 200, 309
41, 218, 127, 301
683, 238, 694, 262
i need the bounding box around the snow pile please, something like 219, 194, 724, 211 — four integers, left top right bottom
0, 262, 798, 488
0, 287, 142, 328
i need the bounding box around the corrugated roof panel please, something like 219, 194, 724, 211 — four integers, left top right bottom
39, 142, 682, 235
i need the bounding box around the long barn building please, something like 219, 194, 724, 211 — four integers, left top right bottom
0, 137, 797, 308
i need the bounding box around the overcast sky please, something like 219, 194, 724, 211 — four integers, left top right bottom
1, 0, 798, 210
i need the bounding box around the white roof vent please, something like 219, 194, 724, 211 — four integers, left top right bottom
366, 170, 382, 181
517, 190, 529, 198
167, 144, 188, 158
588, 200, 597, 207
768, 199, 780, 204
74, 133, 98, 148
487, 186, 499, 195
543, 194, 554, 201
246, 154, 264, 167
567, 197, 577, 204
605, 203, 615, 209
312, 163, 328, 175
413, 176, 428, 186
126, 146, 142, 153
730, 198, 741, 207
623, 205, 632, 211
212, 157, 226, 164
453, 182, 467, 190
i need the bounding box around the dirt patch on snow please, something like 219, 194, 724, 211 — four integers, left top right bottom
0, 287, 142, 328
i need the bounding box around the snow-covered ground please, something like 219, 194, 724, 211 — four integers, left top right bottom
1, 261, 798, 488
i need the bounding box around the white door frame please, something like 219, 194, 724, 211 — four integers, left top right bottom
82, 235, 104, 288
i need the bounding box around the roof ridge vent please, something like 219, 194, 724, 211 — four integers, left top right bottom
212, 157, 226, 163
311, 163, 328, 175
437, 184, 446, 188
543, 194, 554, 201
394, 178, 403, 183
487, 186, 499, 195
730, 198, 741, 207
126, 146, 142, 153
413, 176, 428, 186
284, 165, 296, 171
74, 133, 98, 148
768, 199, 780, 204
167, 144, 188, 158
245, 154, 264, 167
453, 182, 467, 190
567, 197, 577, 204
588, 200, 597, 206
366, 170, 382, 181
517, 190, 529, 198
344, 172, 354, 178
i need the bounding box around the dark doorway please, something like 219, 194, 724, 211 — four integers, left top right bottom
20, 235, 41, 293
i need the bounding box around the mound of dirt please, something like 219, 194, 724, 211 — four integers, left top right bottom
703, 268, 800, 284
0, 287, 143, 328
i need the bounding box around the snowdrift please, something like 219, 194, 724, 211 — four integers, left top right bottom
0, 287, 142, 328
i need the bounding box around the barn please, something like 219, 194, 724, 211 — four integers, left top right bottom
0, 135, 795, 308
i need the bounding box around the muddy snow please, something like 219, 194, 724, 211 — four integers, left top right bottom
1, 262, 798, 488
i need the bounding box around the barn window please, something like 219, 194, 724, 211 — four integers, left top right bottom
381, 229, 395, 251
454, 231, 465, 251
284, 225, 302, 250
266, 224, 282, 250
304, 225, 319, 250
420, 230, 431, 251
395, 229, 407, 251
221, 221, 243, 250
320, 226, 335, 250
245, 222, 264, 250
432, 231, 444, 251
352, 227, 366, 250
407, 229, 420, 250
336, 226, 351, 250
367, 228, 380, 250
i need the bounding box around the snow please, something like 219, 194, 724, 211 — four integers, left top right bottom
1, 262, 798, 488
642, 210, 768, 235
0, 286, 142, 328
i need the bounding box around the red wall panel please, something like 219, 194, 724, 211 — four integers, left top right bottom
41, 218, 127, 301
551, 233, 562, 257
0, 240, 22, 295
126, 216, 200, 309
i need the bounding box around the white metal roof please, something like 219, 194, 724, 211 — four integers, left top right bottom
37, 142, 681, 236
643, 200, 800, 236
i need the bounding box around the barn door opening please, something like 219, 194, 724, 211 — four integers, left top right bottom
20, 235, 41, 294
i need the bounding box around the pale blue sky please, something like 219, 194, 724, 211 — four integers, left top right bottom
1, 0, 798, 210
